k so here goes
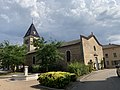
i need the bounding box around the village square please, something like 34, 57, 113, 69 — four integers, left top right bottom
1, 0, 120, 90
0, 23, 120, 90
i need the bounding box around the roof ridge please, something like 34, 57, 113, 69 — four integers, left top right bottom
80, 33, 102, 46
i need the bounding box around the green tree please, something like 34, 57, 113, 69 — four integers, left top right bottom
0, 41, 26, 72
34, 38, 63, 71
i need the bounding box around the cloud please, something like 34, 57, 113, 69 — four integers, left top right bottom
107, 34, 120, 44
15, 0, 37, 8
1, 0, 120, 45
0, 14, 10, 23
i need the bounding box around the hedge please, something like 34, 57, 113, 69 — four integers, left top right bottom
37, 71, 77, 89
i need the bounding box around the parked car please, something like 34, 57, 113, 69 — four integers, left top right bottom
116, 65, 120, 77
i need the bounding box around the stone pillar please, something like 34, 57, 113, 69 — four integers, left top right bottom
24, 66, 28, 76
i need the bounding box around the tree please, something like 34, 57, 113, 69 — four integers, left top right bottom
0, 41, 26, 72
34, 38, 63, 71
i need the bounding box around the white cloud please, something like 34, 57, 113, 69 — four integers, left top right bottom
31, 11, 39, 18
15, 0, 37, 8
1, 0, 120, 44
107, 35, 120, 44
0, 14, 10, 23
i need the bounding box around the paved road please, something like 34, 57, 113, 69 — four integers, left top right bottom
0, 74, 46, 90
0, 69, 119, 90
70, 69, 120, 90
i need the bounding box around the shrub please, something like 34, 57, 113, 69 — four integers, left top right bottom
48, 63, 67, 72
87, 65, 93, 72
32, 65, 40, 73
68, 62, 89, 76
37, 71, 77, 89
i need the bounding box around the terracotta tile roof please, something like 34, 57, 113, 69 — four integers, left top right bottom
61, 39, 80, 47
60, 33, 102, 47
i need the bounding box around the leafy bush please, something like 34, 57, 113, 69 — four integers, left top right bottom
32, 65, 40, 73
48, 62, 67, 72
37, 71, 77, 89
68, 62, 89, 76
87, 65, 93, 72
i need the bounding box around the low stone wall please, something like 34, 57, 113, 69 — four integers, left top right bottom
11, 74, 38, 81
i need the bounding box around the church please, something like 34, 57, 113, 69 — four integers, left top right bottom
24, 23, 103, 70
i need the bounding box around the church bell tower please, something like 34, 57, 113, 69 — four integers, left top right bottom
24, 23, 40, 52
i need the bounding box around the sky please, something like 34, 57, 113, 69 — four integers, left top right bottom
1, 0, 120, 45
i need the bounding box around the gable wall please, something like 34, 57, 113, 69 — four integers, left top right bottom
82, 37, 103, 65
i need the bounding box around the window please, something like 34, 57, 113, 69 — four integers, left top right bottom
33, 38, 37, 44
105, 54, 108, 58
93, 46, 96, 51
33, 56, 36, 64
106, 61, 109, 65
113, 53, 117, 57
24, 39, 29, 44
33, 31, 36, 35
66, 51, 71, 62
111, 60, 120, 66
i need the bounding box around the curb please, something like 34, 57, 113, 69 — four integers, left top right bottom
79, 69, 107, 82
78, 71, 98, 82
37, 85, 65, 90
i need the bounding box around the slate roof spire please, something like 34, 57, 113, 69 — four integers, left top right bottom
24, 23, 40, 38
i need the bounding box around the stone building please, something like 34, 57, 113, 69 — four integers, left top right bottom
103, 44, 120, 68
24, 23, 40, 66
59, 33, 103, 70
24, 23, 103, 70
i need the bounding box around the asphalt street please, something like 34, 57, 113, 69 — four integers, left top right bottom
70, 69, 120, 90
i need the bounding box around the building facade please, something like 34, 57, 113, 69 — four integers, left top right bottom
59, 33, 103, 70
24, 23, 40, 66
24, 24, 104, 70
103, 44, 120, 68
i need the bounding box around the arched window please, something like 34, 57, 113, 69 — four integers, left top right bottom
33, 56, 36, 64
94, 46, 96, 51
66, 51, 71, 62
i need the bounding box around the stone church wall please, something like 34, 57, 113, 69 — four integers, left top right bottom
59, 43, 84, 63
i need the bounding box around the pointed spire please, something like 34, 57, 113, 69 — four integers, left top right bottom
24, 23, 40, 38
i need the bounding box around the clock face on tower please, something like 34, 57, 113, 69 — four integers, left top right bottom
33, 31, 36, 35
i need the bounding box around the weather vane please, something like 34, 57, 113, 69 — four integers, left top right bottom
32, 17, 34, 24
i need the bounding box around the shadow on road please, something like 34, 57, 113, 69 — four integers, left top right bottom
31, 84, 52, 90
30, 76, 120, 90
67, 76, 120, 90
